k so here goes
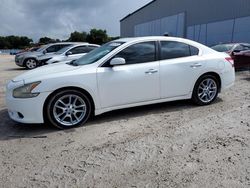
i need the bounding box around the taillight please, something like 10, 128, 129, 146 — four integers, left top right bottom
225, 57, 234, 67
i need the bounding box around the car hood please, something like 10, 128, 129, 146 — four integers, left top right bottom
16, 51, 42, 57
13, 63, 80, 83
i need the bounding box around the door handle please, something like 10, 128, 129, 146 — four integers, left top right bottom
190, 63, 202, 68
145, 69, 158, 74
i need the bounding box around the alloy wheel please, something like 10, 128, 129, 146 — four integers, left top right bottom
198, 78, 217, 103
52, 94, 87, 126
26, 59, 37, 69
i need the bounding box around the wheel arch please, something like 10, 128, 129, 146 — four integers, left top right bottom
24, 57, 38, 63
193, 72, 222, 93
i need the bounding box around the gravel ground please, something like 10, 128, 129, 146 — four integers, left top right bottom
0, 55, 249, 188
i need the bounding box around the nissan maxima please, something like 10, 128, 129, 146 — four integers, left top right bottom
6, 37, 235, 129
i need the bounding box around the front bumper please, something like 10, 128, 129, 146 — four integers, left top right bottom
5, 83, 51, 124
15, 56, 25, 67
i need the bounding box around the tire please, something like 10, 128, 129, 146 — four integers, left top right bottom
25, 58, 38, 69
45, 90, 92, 129
192, 75, 219, 105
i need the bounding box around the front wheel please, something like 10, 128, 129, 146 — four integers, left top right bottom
192, 75, 219, 105
25, 58, 38, 69
46, 90, 92, 129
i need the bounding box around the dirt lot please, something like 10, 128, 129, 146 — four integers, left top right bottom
0, 55, 249, 188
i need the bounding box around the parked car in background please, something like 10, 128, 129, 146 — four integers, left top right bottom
6, 37, 235, 129
211, 43, 250, 69
38, 43, 99, 66
16, 46, 41, 55
15, 42, 76, 69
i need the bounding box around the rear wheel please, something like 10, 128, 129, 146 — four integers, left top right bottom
192, 75, 219, 105
25, 58, 38, 69
46, 90, 92, 129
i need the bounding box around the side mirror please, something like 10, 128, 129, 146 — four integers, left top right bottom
110, 57, 126, 66
66, 51, 73, 56
43, 50, 47, 54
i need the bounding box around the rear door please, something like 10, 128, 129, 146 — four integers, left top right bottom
159, 41, 206, 98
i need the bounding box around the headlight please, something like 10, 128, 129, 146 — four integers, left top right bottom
13, 81, 41, 98
16, 55, 24, 59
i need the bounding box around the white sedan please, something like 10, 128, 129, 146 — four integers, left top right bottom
6, 37, 235, 129
38, 43, 100, 65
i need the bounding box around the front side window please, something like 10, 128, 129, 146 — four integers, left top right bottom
114, 42, 156, 64
160, 41, 199, 60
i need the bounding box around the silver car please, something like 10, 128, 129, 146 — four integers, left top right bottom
15, 42, 76, 69
38, 43, 100, 65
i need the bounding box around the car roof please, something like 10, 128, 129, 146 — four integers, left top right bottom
114, 36, 210, 51
212, 43, 250, 46
67, 43, 100, 48
114, 36, 201, 44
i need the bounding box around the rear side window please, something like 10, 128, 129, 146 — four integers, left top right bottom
114, 42, 156, 64
46, 44, 70, 53
190, 46, 199, 56
70, 46, 88, 54
160, 41, 199, 60
46, 45, 57, 53
88, 46, 98, 52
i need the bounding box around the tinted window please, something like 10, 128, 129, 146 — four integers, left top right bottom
88, 46, 98, 52
57, 44, 70, 51
115, 42, 156, 64
46, 44, 71, 53
190, 46, 199, 56
46, 45, 57, 53
160, 41, 199, 60
70, 46, 88, 54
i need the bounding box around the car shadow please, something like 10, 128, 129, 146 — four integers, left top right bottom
4, 68, 27, 71
0, 109, 56, 141
0, 98, 223, 141
87, 98, 223, 126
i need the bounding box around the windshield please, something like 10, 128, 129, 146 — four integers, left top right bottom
36, 45, 48, 52
211, 44, 234, 52
74, 41, 124, 66
55, 45, 74, 54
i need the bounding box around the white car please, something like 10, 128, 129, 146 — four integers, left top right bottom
38, 43, 100, 65
6, 36, 235, 129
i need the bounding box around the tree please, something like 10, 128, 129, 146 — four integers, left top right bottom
68, 31, 87, 42
39, 37, 55, 44
0, 35, 32, 49
86, 29, 108, 45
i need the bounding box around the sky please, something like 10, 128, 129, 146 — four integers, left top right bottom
0, 0, 152, 41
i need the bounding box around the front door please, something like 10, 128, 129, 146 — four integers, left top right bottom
97, 41, 160, 108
